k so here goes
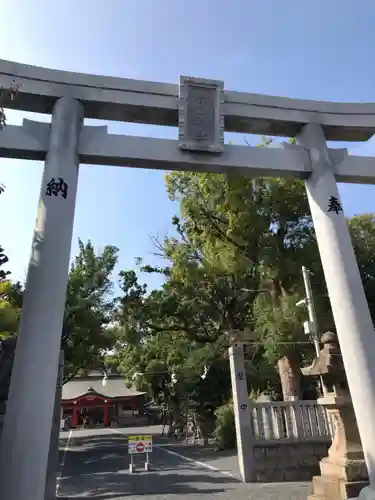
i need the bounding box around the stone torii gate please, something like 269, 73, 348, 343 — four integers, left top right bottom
1, 60, 375, 500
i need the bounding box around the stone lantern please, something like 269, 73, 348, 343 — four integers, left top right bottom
302, 331, 368, 500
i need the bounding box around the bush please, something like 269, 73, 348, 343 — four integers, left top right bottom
213, 402, 236, 450
213, 391, 277, 450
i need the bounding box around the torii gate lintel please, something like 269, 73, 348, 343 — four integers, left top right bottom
1, 59, 375, 141
1, 117, 375, 185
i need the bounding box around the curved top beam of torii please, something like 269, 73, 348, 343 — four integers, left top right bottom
1, 58, 375, 142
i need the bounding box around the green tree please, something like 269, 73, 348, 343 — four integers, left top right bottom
114, 169, 288, 421
0, 246, 10, 282
0, 281, 20, 339
0, 245, 17, 339
348, 213, 375, 323
164, 165, 323, 400
114, 271, 277, 437
61, 239, 119, 382
0, 82, 19, 129
117, 172, 375, 408
0, 239, 119, 382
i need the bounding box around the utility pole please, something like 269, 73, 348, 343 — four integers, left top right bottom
301, 266, 320, 356
298, 266, 326, 397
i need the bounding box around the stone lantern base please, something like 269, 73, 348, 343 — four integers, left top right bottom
308, 394, 368, 500
310, 475, 368, 500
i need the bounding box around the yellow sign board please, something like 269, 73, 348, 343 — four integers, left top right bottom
128, 435, 153, 454
128, 435, 152, 443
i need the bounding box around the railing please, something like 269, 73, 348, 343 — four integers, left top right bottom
250, 400, 333, 443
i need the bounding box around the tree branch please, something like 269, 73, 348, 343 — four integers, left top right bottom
63, 366, 81, 385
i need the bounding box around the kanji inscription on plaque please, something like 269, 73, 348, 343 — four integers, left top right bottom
178, 76, 224, 154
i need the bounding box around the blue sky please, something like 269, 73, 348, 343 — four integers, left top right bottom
1, 0, 375, 291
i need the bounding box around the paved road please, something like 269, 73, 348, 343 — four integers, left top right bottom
57, 426, 311, 500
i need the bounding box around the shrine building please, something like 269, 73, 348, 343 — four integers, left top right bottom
61, 371, 147, 428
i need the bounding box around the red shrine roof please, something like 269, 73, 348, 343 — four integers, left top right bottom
62, 371, 146, 402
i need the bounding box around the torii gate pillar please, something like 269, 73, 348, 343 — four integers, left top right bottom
293, 124, 375, 499
0, 97, 83, 500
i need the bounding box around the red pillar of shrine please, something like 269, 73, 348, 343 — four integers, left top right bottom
131, 396, 137, 416
72, 406, 79, 426
103, 402, 109, 426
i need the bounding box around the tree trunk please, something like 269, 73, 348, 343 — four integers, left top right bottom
277, 354, 301, 401
196, 413, 213, 445
167, 410, 174, 437
166, 395, 181, 437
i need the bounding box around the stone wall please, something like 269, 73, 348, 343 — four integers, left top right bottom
253, 440, 330, 482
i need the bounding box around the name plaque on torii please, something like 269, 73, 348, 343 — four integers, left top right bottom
178, 76, 224, 154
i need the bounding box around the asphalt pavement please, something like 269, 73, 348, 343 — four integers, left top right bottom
57, 426, 311, 500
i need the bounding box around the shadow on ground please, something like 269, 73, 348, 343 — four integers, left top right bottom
61, 434, 127, 452
59, 434, 241, 498
58, 470, 236, 498
58, 430, 312, 500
